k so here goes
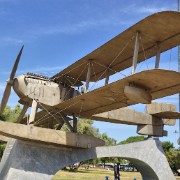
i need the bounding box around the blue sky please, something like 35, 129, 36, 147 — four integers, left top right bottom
0, 0, 179, 146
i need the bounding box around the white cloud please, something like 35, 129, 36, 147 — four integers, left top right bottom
2, 4, 174, 43
0, 0, 15, 1
1, 65, 66, 77
121, 2, 176, 15
18, 65, 66, 76
33, 21, 96, 36
138, 7, 171, 14
28, 18, 129, 40
0, 37, 24, 46
0, 19, 122, 44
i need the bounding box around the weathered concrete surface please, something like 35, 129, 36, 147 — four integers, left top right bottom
146, 102, 176, 114
93, 107, 163, 125
146, 102, 177, 125
0, 138, 175, 180
0, 121, 105, 148
137, 124, 167, 137
0, 135, 10, 142
93, 106, 177, 126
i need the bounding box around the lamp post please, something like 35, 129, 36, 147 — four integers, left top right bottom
174, 130, 178, 148
178, 0, 180, 149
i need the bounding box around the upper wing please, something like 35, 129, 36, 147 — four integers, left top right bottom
54, 69, 180, 118
51, 11, 180, 83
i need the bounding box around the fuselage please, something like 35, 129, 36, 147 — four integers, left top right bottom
13, 73, 80, 107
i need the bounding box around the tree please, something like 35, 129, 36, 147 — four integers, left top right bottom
77, 119, 99, 137
162, 141, 174, 153
12, 104, 22, 122
0, 142, 6, 158
0, 104, 22, 123
162, 141, 179, 175
166, 148, 180, 175
99, 133, 117, 146
61, 118, 99, 136
118, 136, 145, 145
0, 104, 23, 159
0, 106, 11, 121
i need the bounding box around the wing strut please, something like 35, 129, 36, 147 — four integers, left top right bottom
61, 113, 74, 132
105, 68, 110, 85
73, 115, 77, 133
132, 31, 140, 74
85, 61, 92, 91
16, 103, 29, 123
29, 99, 38, 124
155, 42, 161, 68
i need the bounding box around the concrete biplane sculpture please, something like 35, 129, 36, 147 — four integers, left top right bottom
0, 11, 180, 148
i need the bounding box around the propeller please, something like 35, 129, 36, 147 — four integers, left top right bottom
0, 45, 24, 113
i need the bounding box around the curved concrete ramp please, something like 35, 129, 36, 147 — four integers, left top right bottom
0, 138, 175, 180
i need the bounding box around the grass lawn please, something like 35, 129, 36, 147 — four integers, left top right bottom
52, 168, 142, 180
52, 168, 180, 180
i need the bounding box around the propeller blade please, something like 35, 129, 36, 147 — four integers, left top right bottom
0, 45, 24, 113
0, 83, 11, 113
10, 45, 24, 80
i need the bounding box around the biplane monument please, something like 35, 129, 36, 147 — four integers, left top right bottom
0, 11, 180, 180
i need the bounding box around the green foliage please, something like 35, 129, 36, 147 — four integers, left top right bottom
0, 104, 22, 159
62, 118, 100, 137
118, 136, 144, 145
162, 141, 174, 153
0, 142, 6, 158
98, 133, 117, 146
61, 125, 69, 132
61, 119, 99, 137
82, 158, 100, 166
77, 119, 99, 136
0, 104, 22, 122
162, 141, 179, 174
166, 148, 180, 174
0, 106, 11, 121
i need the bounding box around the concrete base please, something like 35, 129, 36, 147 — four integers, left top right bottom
0, 138, 175, 180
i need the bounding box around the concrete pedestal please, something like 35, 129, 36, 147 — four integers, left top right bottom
0, 138, 175, 180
